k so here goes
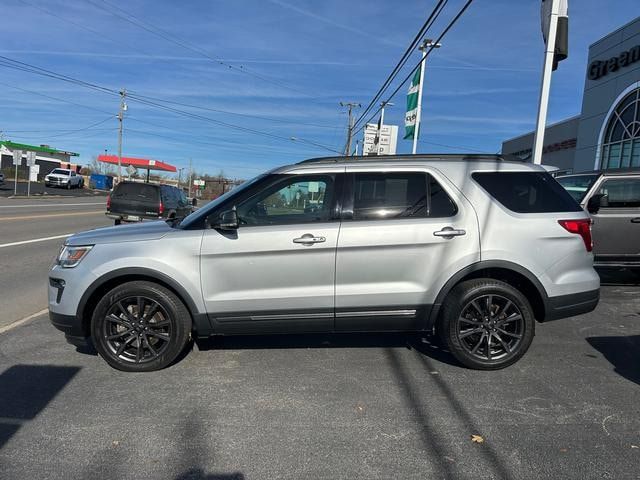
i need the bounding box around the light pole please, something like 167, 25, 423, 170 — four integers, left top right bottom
412, 39, 440, 154
177, 167, 186, 189
117, 88, 127, 182
373, 101, 394, 155
340, 101, 360, 156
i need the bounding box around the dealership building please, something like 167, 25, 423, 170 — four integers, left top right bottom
503, 17, 640, 173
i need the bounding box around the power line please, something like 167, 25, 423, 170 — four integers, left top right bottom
352, 0, 475, 138
85, 0, 312, 98
353, 0, 448, 130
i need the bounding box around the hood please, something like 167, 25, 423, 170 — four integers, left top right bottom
67, 220, 173, 246
46, 173, 68, 179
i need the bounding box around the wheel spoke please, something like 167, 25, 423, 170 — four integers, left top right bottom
107, 329, 131, 340
496, 300, 512, 318
142, 334, 157, 356
496, 327, 522, 339
486, 295, 493, 316
116, 301, 135, 322
146, 331, 170, 342
486, 333, 493, 360
459, 316, 481, 325
471, 332, 486, 354
459, 327, 483, 339
116, 334, 136, 355
498, 314, 522, 326
106, 314, 131, 328
471, 300, 484, 316
493, 332, 511, 353
136, 297, 145, 319
148, 318, 169, 328
135, 339, 142, 363
143, 303, 160, 321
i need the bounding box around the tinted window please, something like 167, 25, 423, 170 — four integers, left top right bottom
556, 174, 599, 202
112, 183, 159, 201
237, 174, 335, 225
473, 172, 582, 213
597, 178, 640, 208
352, 172, 456, 220
51, 169, 69, 175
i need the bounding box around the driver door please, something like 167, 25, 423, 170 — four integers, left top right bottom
200, 172, 343, 334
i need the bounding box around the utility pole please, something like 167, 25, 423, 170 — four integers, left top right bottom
373, 101, 393, 155
340, 101, 360, 156
187, 158, 193, 198
413, 39, 440, 155
117, 88, 127, 182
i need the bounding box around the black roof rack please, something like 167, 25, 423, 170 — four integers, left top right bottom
296, 153, 523, 165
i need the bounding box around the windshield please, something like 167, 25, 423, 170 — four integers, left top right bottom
179, 173, 266, 229
50, 169, 69, 175
556, 174, 599, 202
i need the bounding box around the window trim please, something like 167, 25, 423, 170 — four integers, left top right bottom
225, 173, 344, 228
595, 177, 640, 209
341, 170, 458, 221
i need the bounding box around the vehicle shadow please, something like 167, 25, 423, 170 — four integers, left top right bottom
0, 364, 80, 449
586, 335, 640, 386
195, 332, 460, 367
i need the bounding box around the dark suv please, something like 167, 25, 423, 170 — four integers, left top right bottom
557, 169, 640, 271
106, 181, 193, 225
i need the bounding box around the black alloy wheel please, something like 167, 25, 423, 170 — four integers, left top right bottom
91, 281, 192, 372
440, 279, 535, 370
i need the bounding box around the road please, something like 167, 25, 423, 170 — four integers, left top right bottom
0, 286, 638, 479
0, 197, 110, 328
0, 180, 108, 197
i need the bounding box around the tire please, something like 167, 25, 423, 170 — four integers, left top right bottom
66, 182, 71, 190
439, 279, 535, 370
90, 281, 192, 372
114, 219, 122, 226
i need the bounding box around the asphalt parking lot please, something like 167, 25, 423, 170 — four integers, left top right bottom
1, 196, 639, 479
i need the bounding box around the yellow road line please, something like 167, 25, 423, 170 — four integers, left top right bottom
0, 210, 104, 221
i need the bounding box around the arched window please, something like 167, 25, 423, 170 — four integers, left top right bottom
601, 88, 640, 169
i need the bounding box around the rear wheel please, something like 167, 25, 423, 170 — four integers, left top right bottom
91, 281, 192, 372
439, 279, 535, 370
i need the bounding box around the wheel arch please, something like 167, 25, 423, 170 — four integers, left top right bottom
76, 267, 211, 338
427, 260, 549, 332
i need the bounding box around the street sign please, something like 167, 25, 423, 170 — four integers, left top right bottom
362, 124, 398, 156
12, 150, 22, 165
307, 181, 319, 193
193, 179, 205, 186
26, 151, 37, 166
126, 164, 137, 176
29, 164, 39, 182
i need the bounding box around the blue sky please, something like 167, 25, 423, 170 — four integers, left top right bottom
0, 0, 637, 178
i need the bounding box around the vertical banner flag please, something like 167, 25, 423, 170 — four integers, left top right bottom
404, 65, 422, 140
541, 0, 569, 70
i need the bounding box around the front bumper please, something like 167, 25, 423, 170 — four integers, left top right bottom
544, 288, 600, 321
49, 311, 90, 347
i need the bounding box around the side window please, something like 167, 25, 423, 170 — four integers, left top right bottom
236, 174, 335, 226
351, 172, 456, 220
597, 178, 640, 208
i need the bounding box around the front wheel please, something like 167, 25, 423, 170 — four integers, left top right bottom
91, 281, 192, 372
439, 279, 535, 370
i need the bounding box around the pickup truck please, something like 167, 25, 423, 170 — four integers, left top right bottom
557, 169, 640, 272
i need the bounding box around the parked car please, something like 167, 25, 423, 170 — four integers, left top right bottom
44, 168, 84, 189
556, 169, 640, 271
106, 181, 193, 225
49, 154, 599, 372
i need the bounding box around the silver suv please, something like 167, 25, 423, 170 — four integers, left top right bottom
49, 155, 600, 372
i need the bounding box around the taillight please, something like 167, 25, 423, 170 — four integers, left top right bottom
106, 194, 111, 211
159, 200, 164, 216
558, 219, 592, 252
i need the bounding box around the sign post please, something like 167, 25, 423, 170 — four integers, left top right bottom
26, 151, 37, 197
12, 150, 22, 196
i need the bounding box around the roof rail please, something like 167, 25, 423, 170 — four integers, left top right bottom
296, 153, 522, 165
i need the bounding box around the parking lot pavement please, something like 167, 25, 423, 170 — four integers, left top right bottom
0, 284, 638, 480
0, 180, 108, 197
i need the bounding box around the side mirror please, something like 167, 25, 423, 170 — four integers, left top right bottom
213, 209, 238, 230
192, 198, 198, 207
587, 193, 608, 214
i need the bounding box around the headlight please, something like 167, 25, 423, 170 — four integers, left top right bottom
57, 245, 93, 268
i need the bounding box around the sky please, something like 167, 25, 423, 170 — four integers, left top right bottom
0, 0, 637, 179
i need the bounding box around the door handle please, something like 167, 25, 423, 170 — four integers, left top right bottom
631, 218, 640, 223
293, 233, 326, 245
433, 227, 466, 238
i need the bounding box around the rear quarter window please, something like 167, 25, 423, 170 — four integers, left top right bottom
472, 171, 582, 213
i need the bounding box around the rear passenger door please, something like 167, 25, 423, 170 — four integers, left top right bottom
588, 176, 640, 262
335, 167, 480, 331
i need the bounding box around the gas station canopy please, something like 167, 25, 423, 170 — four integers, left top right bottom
98, 155, 177, 173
